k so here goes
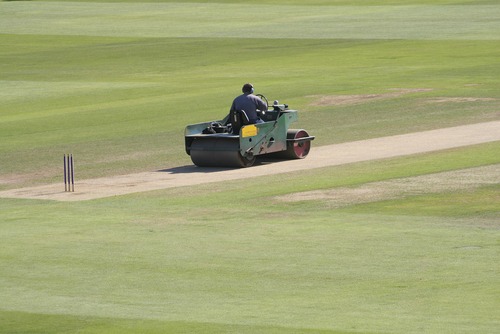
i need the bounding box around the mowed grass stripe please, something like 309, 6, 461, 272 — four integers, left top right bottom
1, 2, 499, 40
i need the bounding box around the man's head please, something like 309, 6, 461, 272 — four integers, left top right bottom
242, 83, 254, 94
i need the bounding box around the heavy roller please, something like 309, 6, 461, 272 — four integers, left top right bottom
184, 95, 314, 167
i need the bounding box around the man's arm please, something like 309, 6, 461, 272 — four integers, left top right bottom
255, 96, 267, 111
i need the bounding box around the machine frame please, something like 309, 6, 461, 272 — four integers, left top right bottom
185, 101, 314, 167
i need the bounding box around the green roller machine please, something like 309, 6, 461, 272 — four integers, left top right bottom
184, 95, 314, 167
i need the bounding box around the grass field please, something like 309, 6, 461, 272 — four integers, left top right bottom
0, 0, 499, 333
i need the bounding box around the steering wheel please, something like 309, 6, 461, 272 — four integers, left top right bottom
256, 94, 269, 109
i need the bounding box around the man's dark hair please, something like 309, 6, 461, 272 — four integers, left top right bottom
242, 83, 254, 94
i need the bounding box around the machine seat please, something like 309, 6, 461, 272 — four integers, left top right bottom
230, 109, 250, 135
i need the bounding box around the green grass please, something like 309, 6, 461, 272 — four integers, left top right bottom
351, 185, 500, 218
0, 0, 499, 333
1, 146, 498, 333
1, 35, 499, 186
0, 311, 354, 334
2, 2, 500, 40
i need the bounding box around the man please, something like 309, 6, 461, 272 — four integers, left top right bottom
229, 83, 268, 124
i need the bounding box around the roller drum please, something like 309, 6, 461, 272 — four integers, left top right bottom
190, 137, 256, 168
272, 129, 312, 159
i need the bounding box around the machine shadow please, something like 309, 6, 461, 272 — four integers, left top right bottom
157, 165, 235, 174
157, 158, 284, 174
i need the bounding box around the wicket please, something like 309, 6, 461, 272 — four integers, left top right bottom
64, 154, 75, 192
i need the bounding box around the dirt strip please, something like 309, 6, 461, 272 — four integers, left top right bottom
275, 164, 500, 207
0, 121, 499, 202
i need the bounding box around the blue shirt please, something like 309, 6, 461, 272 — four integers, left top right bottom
230, 93, 268, 123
